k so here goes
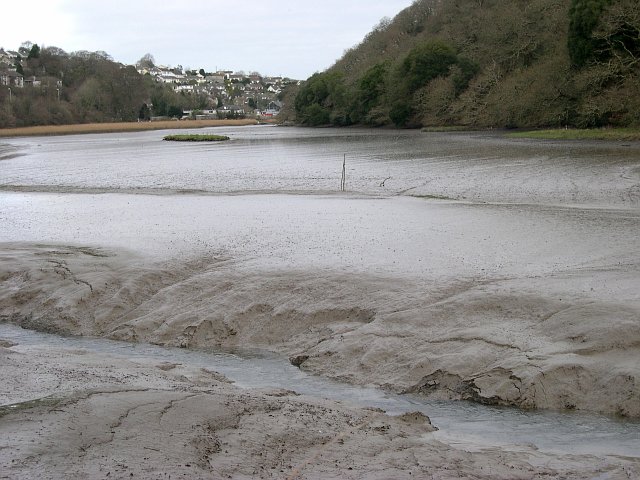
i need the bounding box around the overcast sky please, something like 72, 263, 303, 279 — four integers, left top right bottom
2, 0, 415, 79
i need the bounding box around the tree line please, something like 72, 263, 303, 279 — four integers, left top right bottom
0, 44, 208, 128
289, 0, 640, 129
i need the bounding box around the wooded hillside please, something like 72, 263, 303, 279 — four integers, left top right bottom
290, 0, 640, 128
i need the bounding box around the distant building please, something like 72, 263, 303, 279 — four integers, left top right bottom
0, 69, 24, 87
205, 74, 225, 84
157, 70, 185, 84
217, 105, 245, 118
229, 73, 245, 82
22, 76, 42, 87
175, 84, 195, 93
0, 48, 15, 67
258, 100, 282, 117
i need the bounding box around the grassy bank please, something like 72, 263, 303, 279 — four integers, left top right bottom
0, 119, 258, 138
507, 128, 640, 141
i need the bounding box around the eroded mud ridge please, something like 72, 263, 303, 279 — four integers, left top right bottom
2, 243, 638, 418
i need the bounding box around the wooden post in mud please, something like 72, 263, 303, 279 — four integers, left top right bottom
341, 154, 346, 192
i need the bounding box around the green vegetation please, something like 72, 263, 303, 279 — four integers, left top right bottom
568, 0, 613, 67
284, 0, 640, 130
507, 128, 640, 141
163, 134, 230, 142
294, 71, 348, 126
0, 44, 209, 128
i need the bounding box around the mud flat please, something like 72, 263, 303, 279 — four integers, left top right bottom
0, 127, 639, 477
1, 191, 638, 418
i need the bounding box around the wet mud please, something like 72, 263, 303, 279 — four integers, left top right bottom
1, 127, 639, 477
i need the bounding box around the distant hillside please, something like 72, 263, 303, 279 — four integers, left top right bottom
289, 0, 640, 129
0, 46, 189, 128
0, 44, 287, 129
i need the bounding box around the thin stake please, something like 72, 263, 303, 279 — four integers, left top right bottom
341, 154, 346, 192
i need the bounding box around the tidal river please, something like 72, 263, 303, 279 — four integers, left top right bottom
1, 126, 639, 474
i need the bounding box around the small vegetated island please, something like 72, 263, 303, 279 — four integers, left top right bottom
163, 134, 230, 142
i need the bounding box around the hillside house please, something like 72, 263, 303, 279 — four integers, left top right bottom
175, 84, 195, 93
0, 70, 24, 87
0, 49, 20, 65
205, 74, 225, 84
158, 70, 185, 84
229, 73, 245, 82
22, 76, 41, 87
217, 105, 245, 117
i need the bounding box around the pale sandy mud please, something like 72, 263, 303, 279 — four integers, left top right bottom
1, 242, 638, 418
1, 338, 638, 479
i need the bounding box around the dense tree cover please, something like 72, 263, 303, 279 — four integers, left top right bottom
294, 72, 348, 125
294, 41, 477, 127
0, 46, 201, 128
289, 0, 640, 129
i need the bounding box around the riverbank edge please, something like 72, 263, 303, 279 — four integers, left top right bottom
506, 127, 640, 141
0, 119, 260, 138
5, 122, 639, 142
419, 125, 640, 141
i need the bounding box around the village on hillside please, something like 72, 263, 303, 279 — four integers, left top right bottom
1, 46, 298, 121
136, 62, 296, 120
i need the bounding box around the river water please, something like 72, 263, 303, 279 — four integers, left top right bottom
1, 126, 639, 205
1, 125, 639, 458
1, 322, 638, 458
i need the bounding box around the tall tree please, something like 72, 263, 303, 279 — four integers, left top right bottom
27, 44, 41, 59
568, 0, 613, 67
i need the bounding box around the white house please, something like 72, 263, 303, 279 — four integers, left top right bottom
175, 84, 195, 93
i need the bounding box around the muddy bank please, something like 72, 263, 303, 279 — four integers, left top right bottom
2, 330, 638, 479
2, 243, 638, 418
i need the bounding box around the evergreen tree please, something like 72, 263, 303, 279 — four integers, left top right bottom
27, 44, 41, 59
568, 0, 613, 67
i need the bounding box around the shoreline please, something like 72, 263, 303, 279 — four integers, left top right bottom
0, 118, 261, 138
506, 127, 640, 141
4, 121, 640, 142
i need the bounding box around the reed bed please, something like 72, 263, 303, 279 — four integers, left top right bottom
0, 119, 258, 138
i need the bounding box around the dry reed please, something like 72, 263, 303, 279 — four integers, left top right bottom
0, 119, 259, 138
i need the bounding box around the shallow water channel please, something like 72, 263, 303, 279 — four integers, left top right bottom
1, 323, 638, 459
